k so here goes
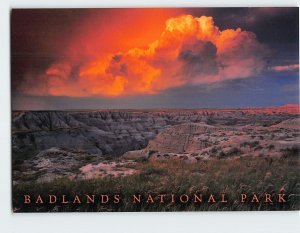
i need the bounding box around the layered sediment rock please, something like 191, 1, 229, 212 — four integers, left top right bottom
12, 107, 298, 160
12, 107, 299, 183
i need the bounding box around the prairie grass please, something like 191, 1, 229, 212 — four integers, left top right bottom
13, 156, 300, 212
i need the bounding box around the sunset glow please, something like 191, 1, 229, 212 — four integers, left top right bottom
11, 8, 299, 109
19, 14, 269, 97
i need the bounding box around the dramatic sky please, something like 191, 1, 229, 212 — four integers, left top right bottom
11, 8, 299, 110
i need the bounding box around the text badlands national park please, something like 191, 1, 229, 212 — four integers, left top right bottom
23, 192, 288, 205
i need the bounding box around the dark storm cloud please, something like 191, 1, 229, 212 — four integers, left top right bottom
185, 7, 299, 44
11, 8, 299, 110
11, 9, 90, 92
178, 39, 218, 77
185, 7, 299, 67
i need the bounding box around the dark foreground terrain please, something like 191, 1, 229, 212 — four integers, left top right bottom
12, 105, 300, 211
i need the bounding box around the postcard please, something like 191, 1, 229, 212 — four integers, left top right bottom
11, 8, 299, 212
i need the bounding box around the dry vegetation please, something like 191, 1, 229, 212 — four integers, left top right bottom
13, 155, 300, 212
12, 109, 300, 212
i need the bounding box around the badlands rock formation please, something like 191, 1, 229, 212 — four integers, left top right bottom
12, 105, 299, 182
124, 119, 300, 162
12, 106, 298, 159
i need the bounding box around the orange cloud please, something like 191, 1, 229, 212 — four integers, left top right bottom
271, 64, 299, 72
20, 14, 269, 97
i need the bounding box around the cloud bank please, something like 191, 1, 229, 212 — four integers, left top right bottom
19, 15, 269, 97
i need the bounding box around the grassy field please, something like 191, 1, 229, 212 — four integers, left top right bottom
13, 156, 300, 212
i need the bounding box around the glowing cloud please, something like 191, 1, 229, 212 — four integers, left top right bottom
20, 15, 269, 97
271, 64, 299, 72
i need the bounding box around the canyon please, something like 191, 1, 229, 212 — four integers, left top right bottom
12, 104, 299, 183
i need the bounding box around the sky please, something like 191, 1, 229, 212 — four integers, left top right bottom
11, 8, 299, 110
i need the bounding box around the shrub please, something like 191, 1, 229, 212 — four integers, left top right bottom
240, 141, 259, 148
218, 147, 241, 158
281, 146, 300, 158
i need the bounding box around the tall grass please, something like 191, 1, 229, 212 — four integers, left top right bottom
13, 156, 299, 212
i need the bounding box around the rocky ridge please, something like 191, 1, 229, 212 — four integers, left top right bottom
12, 106, 299, 183
12, 106, 299, 158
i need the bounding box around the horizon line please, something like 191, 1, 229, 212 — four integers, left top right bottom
12, 103, 300, 112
